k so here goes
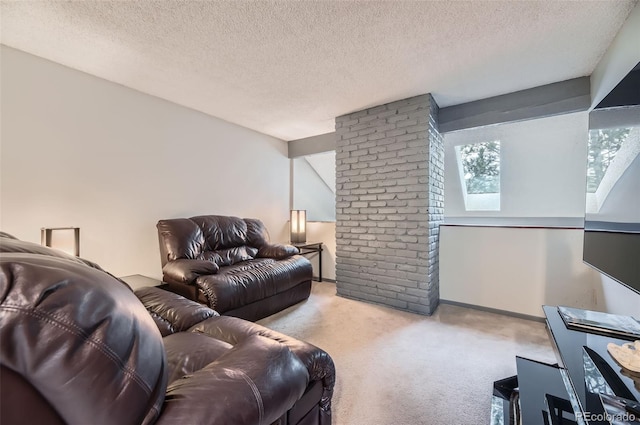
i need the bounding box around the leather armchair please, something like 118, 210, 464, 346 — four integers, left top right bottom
0, 234, 335, 425
157, 215, 313, 321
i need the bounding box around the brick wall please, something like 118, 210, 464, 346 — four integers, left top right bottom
335, 94, 443, 315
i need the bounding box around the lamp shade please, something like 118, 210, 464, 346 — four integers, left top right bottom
290, 210, 306, 243
41, 227, 80, 257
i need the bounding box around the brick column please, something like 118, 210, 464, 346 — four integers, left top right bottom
335, 94, 443, 315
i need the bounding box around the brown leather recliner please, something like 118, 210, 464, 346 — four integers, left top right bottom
0, 234, 335, 425
157, 215, 313, 321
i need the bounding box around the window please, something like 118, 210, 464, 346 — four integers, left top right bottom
456, 140, 500, 211
587, 128, 628, 193
586, 126, 637, 214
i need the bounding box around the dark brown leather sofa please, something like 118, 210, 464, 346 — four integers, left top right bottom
0, 233, 334, 425
157, 215, 313, 321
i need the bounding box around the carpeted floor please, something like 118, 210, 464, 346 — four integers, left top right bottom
258, 281, 557, 425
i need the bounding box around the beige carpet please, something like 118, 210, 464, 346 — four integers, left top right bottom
258, 282, 557, 425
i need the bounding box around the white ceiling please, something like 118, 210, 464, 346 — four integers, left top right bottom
1, 1, 636, 141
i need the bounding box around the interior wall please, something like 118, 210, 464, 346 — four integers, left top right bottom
292, 156, 336, 222
1, 46, 291, 287
590, 2, 640, 108
441, 117, 640, 318
305, 221, 336, 281
440, 226, 601, 318
444, 112, 588, 220
440, 110, 640, 318
599, 275, 640, 316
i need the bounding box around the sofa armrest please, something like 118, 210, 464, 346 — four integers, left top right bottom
162, 259, 219, 285
135, 286, 217, 336
257, 243, 299, 260
155, 335, 309, 425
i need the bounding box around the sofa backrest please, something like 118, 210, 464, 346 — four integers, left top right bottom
157, 215, 271, 267
0, 237, 168, 425
0, 232, 105, 271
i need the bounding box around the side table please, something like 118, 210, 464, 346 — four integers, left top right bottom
119, 274, 163, 289
290, 241, 323, 282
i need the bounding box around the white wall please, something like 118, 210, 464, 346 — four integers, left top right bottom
590, 3, 640, 109
599, 275, 640, 316
305, 221, 336, 281
440, 226, 601, 318
444, 112, 588, 220
1, 46, 291, 287
292, 155, 336, 222
441, 110, 640, 318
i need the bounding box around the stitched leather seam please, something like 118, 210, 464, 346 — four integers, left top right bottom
1, 305, 153, 395
237, 370, 264, 425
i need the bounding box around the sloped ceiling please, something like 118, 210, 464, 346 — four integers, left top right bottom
1, 1, 636, 141
305, 152, 336, 194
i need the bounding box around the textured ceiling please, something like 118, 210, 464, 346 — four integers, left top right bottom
1, 1, 636, 141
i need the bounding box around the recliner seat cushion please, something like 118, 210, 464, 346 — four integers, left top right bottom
163, 332, 234, 384
196, 256, 312, 313
157, 335, 309, 425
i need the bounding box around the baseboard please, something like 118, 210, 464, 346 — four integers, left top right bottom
314, 277, 336, 283
440, 299, 545, 323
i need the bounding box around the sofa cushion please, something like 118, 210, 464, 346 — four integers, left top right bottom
245, 218, 270, 248
0, 235, 107, 272
257, 243, 299, 260
188, 315, 336, 418
244, 218, 299, 259
191, 215, 248, 250
158, 216, 299, 265
163, 332, 233, 384
195, 256, 313, 313
200, 246, 259, 267
156, 335, 309, 425
157, 218, 206, 263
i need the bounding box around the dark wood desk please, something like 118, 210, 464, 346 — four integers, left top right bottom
291, 241, 323, 282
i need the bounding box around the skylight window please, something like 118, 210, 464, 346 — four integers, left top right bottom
586, 128, 629, 193
456, 140, 500, 211
586, 127, 638, 214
